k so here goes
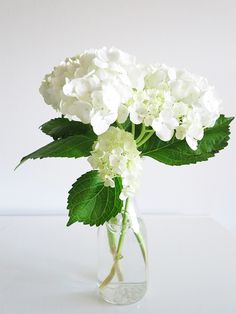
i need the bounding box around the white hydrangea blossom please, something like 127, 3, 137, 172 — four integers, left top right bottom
39, 57, 80, 111
128, 64, 221, 150
88, 127, 142, 200
40, 47, 145, 135
40, 48, 221, 151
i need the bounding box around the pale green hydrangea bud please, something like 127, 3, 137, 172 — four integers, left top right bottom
88, 127, 142, 200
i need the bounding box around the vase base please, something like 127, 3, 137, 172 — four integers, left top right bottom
98, 282, 147, 305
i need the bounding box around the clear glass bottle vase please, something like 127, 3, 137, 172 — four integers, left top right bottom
97, 200, 148, 305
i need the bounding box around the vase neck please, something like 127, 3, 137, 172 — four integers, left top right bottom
108, 199, 141, 232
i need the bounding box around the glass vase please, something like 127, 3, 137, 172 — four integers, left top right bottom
97, 201, 148, 305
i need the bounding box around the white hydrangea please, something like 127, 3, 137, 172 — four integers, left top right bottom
39, 57, 80, 111
40, 47, 145, 135
40, 48, 221, 151
88, 127, 142, 200
128, 64, 221, 150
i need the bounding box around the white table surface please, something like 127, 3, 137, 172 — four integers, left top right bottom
0, 215, 236, 314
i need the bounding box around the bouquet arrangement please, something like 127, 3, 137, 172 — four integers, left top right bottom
17, 47, 233, 303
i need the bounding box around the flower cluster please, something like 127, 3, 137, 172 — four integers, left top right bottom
40, 47, 221, 150
128, 65, 221, 150
88, 127, 142, 200
40, 47, 144, 135
39, 56, 80, 111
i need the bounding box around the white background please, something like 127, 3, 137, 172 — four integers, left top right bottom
0, 0, 235, 227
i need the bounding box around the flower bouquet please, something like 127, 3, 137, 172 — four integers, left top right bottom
17, 47, 233, 305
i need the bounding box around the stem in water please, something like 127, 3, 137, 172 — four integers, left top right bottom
99, 199, 129, 289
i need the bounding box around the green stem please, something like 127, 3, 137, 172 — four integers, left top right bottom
106, 226, 124, 281
131, 123, 135, 137
116, 122, 123, 129
136, 130, 155, 147
116, 203, 129, 259
135, 124, 146, 144
99, 200, 148, 290
99, 199, 129, 289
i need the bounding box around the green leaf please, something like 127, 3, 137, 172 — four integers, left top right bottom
40, 117, 94, 140
67, 170, 123, 226
141, 115, 234, 166
16, 134, 95, 169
